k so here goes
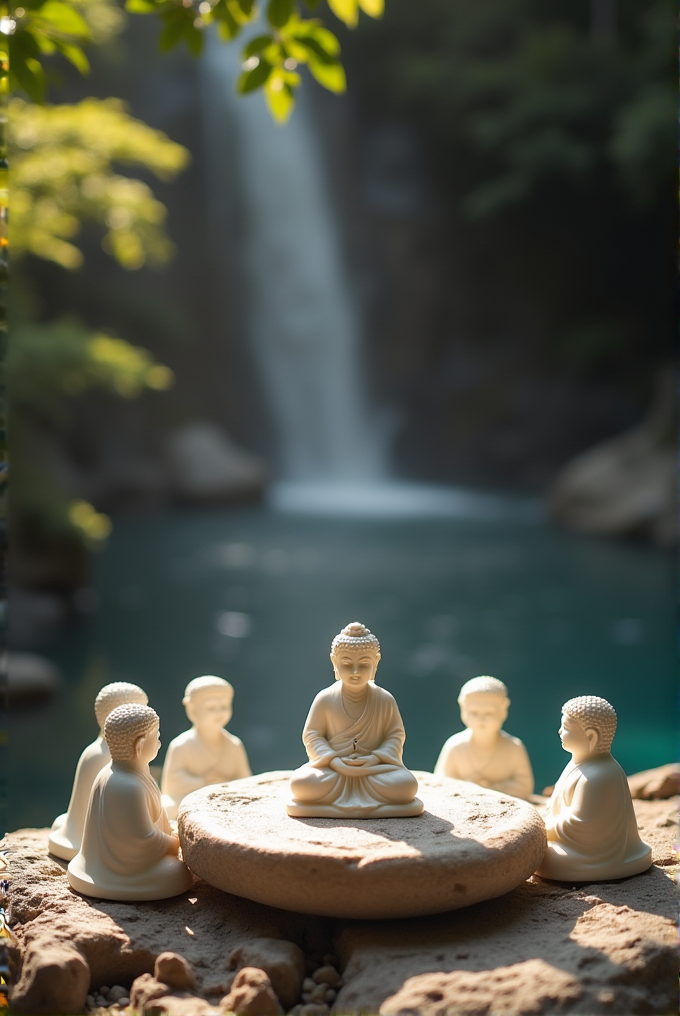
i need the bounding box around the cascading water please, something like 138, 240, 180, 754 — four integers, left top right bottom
200, 28, 383, 484
200, 32, 540, 522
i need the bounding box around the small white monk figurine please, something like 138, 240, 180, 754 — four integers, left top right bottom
434, 676, 534, 799
68, 703, 193, 900
49, 681, 149, 860
287, 622, 423, 818
536, 695, 652, 881
161, 675, 251, 820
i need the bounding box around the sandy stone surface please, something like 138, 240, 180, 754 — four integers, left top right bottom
333, 797, 678, 1015
178, 771, 547, 920
5, 782, 677, 1014
5, 828, 330, 1011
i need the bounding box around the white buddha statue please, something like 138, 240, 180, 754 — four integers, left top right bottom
68, 703, 193, 900
434, 676, 534, 799
536, 695, 652, 881
49, 681, 148, 860
161, 675, 251, 819
287, 622, 423, 818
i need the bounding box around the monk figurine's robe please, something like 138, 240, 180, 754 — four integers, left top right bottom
161, 729, 251, 819
434, 730, 534, 800
536, 753, 652, 881
49, 736, 111, 860
287, 682, 423, 817
68, 762, 193, 900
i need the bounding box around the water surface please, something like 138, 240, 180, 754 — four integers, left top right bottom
10, 505, 676, 829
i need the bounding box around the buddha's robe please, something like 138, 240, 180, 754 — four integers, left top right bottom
434, 730, 534, 800
161, 729, 251, 819
536, 754, 652, 881
288, 682, 423, 817
49, 735, 110, 860
68, 762, 193, 900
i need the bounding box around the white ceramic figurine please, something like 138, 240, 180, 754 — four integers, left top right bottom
434, 676, 534, 799
68, 703, 193, 900
49, 681, 149, 860
536, 695, 652, 881
287, 622, 423, 818
161, 675, 251, 819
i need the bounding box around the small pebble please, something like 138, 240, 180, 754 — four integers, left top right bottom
299, 1006, 329, 1016
325, 989, 336, 1005
99, 986, 111, 997
108, 986, 128, 1003
310, 985, 327, 1003
302, 992, 312, 1003
113, 999, 130, 1009
313, 966, 340, 988
86, 996, 96, 1009
288, 1007, 303, 1016
302, 977, 316, 993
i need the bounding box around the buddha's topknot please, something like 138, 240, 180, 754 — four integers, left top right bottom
94, 681, 148, 729
458, 675, 508, 704
104, 703, 159, 761
562, 695, 617, 752
331, 622, 381, 656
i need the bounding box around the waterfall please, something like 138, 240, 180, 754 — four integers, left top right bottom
199, 33, 542, 523
200, 29, 383, 483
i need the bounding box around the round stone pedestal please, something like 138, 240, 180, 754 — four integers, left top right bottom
178, 771, 546, 920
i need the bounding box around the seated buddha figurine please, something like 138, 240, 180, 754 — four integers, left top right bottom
161, 675, 251, 819
68, 703, 193, 900
536, 695, 652, 881
49, 681, 149, 860
287, 622, 423, 818
434, 676, 534, 799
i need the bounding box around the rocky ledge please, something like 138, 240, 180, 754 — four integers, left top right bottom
4, 790, 677, 1015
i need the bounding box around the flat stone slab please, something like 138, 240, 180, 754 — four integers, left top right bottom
178, 771, 547, 919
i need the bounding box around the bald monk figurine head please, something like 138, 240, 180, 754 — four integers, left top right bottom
287, 622, 423, 818
536, 695, 652, 882
68, 703, 193, 900
161, 675, 251, 820
434, 676, 534, 800
49, 681, 148, 860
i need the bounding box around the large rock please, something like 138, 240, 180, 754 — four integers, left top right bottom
166, 421, 267, 504
10, 941, 89, 1015
178, 771, 547, 920
547, 371, 677, 545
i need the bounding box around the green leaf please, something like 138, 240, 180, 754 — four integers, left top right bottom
327, 0, 357, 28
125, 0, 158, 14
158, 10, 188, 51
242, 33, 274, 57
358, 0, 383, 15
9, 52, 45, 101
35, 1, 89, 37
293, 35, 334, 64
233, 0, 255, 13
58, 40, 90, 73
183, 23, 203, 56
236, 56, 272, 93
265, 74, 294, 122
213, 0, 241, 40
307, 57, 345, 92
267, 0, 293, 29
289, 21, 340, 57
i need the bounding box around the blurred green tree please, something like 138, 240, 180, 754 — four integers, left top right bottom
345, 0, 673, 375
